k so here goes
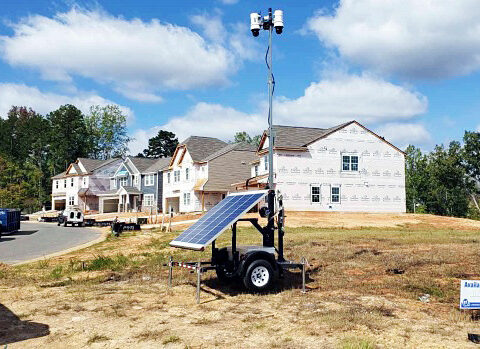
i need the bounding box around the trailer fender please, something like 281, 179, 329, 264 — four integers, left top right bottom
238, 251, 277, 277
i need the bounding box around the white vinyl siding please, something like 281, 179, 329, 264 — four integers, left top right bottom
144, 174, 154, 186
143, 194, 154, 206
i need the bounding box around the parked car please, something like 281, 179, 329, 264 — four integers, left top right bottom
57, 209, 84, 227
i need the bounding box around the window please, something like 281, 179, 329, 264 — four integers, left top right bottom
185, 168, 189, 181
174, 170, 180, 182
64, 179, 67, 188
70, 178, 74, 187
68, 196, 74, 206
111, 178, 117, 189
254, 165, 259, 177
331, 186, 340, 203
144, 174, 154, 186
83, 177, 87, 188
143, 194, 154, 207
183, 192, 191, 206
311, 186, 320, 203
264, 155, 268, 171
55, 180, 59, 189
70, 211, 74, 219
119, 177, 127, 187
133, 175, 139, 186
342, 155, 359, 171
167, 172, 171, 184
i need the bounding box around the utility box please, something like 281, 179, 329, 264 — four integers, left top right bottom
0, 208, 21, 236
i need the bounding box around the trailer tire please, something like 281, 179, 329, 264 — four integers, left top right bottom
243, 259, 274, 292
64, 221, 67, 227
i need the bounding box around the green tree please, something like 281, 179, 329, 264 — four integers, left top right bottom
426, 142, 470, 217
404, 145, 429, 212
142, 130, 178, 158
463, 131, 480, 214
233, 131, 261, 147
48, 104, 90, 174
85, 105, 131, 159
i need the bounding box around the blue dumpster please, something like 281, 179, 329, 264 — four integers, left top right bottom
0, 208, 21, 235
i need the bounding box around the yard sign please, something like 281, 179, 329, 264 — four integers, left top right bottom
460, 280, 480, 309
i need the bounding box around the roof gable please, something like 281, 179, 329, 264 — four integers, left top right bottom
258, 121, 405, 155
127, 156, 159, 173
169, 136, 227, 167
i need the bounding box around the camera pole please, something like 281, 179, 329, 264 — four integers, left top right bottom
266, 8, 275, 248
250, 7, 283, 248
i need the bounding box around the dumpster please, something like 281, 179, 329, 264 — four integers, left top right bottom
0, 208, 21, 236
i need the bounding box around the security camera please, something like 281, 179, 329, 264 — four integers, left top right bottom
250, 12, 261, 37
274, 10, 283, 34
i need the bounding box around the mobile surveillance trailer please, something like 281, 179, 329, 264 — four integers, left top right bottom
168, 8, 305, 297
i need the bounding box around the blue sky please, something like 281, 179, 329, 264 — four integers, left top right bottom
1, 0, 479, 154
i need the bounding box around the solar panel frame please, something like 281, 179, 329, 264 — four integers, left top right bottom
170, 190, 268, 250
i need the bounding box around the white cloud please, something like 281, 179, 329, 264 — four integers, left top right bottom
273, 73, 427, 126
307, 0, 480, 78
219, 0, 239, 4
376, 123, 431, 148
129, 73, 427, 154
0, 8, 238, 101
0, 83, 133, 122
477, 124, 480, 132
128, 102, 263, 155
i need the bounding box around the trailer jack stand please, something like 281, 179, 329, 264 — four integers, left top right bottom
301, 257, 308, 294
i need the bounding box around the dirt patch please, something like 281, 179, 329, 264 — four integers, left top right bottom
2, 213, 480, 348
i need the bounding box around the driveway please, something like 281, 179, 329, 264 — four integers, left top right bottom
0, 222, 103, 265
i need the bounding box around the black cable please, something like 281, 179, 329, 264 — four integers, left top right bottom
265, 43, 275, 126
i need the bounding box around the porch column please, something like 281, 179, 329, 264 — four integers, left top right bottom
202, 191, 205, 213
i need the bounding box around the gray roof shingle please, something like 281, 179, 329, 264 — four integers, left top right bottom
203, 142, 256, 162
127, 157, 158, 173
269, 122, 352, 149
181, 136, 227, 162
78, 158, 119, 172
145, 157, 172, 172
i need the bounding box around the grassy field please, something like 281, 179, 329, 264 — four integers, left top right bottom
1, 213, 480, 348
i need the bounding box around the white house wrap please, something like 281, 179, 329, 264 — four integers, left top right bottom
252, 121, 406, 213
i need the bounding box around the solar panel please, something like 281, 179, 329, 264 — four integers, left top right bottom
170, 190, 268, 250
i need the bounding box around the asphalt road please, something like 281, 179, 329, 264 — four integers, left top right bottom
0, 222, 102, 265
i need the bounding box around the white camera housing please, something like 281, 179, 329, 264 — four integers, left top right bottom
250, 12, 261, 37
273, 10, 283, 34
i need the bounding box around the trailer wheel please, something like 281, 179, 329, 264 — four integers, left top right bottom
64, 221, 67, 227
243, 259, 274, 292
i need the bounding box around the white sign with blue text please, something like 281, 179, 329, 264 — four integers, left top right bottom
460, 280, 480, 309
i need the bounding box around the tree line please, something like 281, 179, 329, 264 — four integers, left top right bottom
0, 105, 130, 212
405, 131, 480, 219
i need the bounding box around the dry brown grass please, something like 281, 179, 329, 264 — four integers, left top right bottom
1, 213, 480, 348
